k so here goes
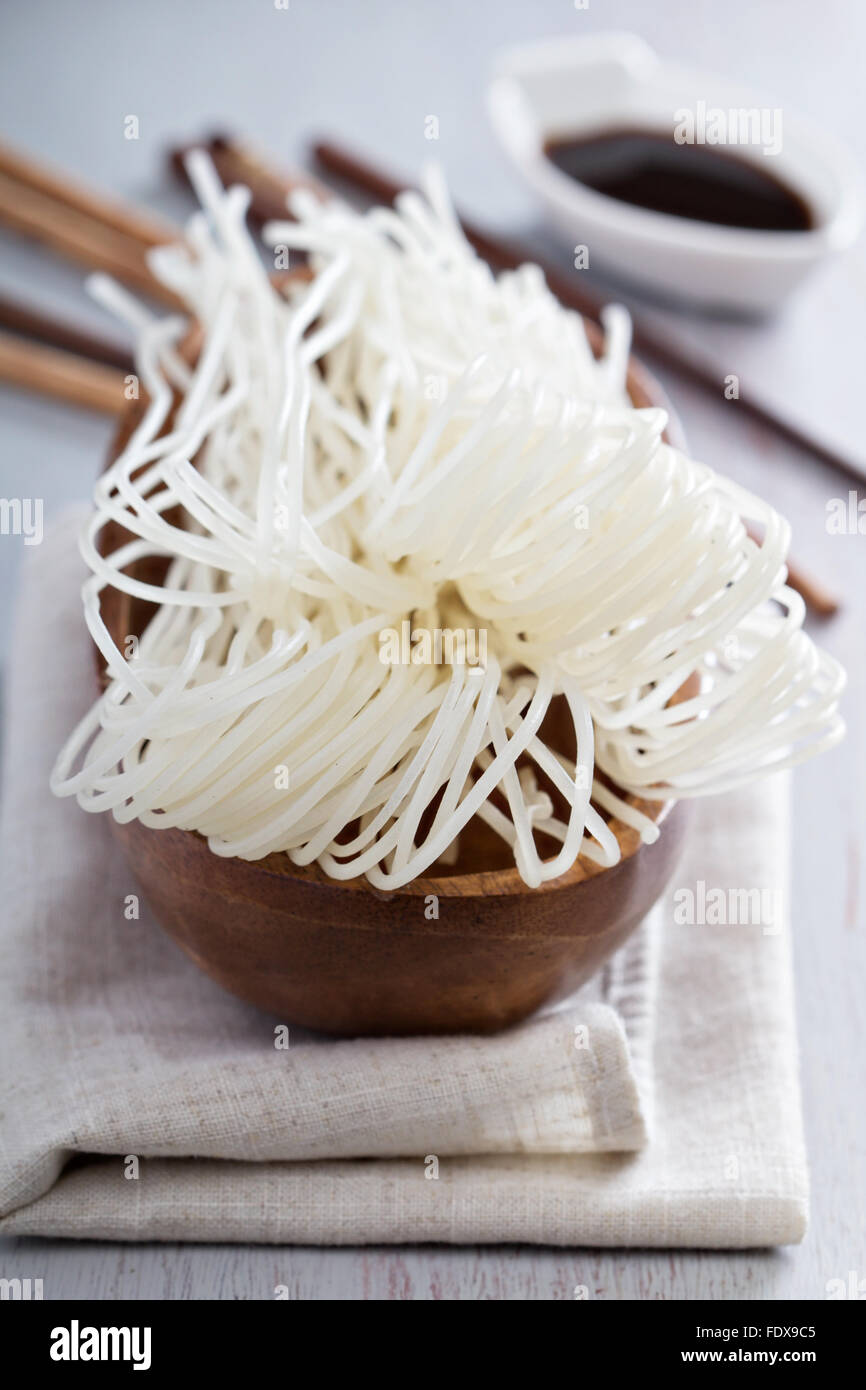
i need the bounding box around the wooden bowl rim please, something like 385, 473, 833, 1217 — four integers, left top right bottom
173, 793, 681, 899
100, 307, 686, 900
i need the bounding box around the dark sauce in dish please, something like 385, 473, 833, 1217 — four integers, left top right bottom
543, 128, 813, 232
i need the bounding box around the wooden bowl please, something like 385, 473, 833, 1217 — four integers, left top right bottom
98, 326, 692, 1036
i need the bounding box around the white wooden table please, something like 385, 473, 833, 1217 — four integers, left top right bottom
1, 0, 863, 1299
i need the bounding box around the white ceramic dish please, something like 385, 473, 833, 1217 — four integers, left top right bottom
488, 31, 863, 314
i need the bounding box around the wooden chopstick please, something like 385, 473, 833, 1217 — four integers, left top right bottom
170, 133, 329, 224
0, 329, 126, 414
0, 143, 182, 308
0, 140, 307, 415
312, 139, 865, 490
787, 566, 838, 619
0, 292, 134, 373
744, 522, 839, 618
0, 140, 176, 249
0, 169, 180, 307
0, 140, 182, 412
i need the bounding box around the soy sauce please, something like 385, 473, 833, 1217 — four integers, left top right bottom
543, 128, 813, 232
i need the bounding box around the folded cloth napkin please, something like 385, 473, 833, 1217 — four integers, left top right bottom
0, 515, 808, 1247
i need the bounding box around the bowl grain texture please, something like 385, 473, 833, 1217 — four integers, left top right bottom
99, 321, 691, 1035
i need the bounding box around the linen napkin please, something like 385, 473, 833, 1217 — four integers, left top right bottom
0, 514, 808, 1246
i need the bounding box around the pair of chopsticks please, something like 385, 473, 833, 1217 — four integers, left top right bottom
176, 134, 864, 491
0, 139, 179, 414
312, 141, 865, 490
0, 132, 840, 618
0, 293, 134, 414
171, 132, 842, 620
0, 140, 177, 296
